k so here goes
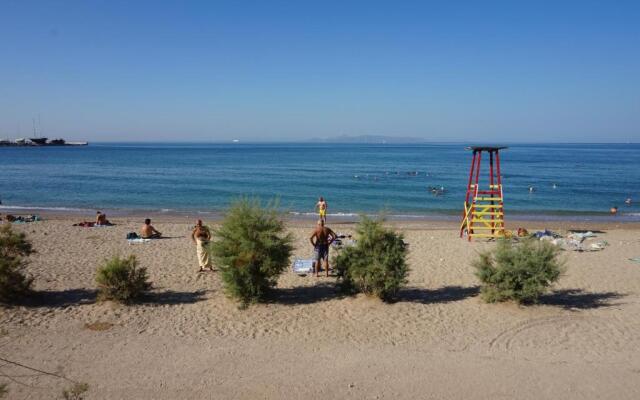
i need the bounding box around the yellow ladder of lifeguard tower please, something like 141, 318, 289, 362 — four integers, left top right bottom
460, 146, 506, 240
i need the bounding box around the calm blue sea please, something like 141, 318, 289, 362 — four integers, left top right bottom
1, 143, 639, 220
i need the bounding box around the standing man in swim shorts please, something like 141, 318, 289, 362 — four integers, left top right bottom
309, 219, 336, 277
316, 196, 328, 223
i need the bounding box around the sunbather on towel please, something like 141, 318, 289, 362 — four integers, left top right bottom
141, 218, 162, 239
96, 211, 111, 225
310, 219, 336, 277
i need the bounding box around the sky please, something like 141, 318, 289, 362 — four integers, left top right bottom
0, 0, 639, 142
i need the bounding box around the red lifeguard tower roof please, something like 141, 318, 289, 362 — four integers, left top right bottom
465, 146, 508, 151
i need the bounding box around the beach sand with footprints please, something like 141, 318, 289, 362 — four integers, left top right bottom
2, 216, 640, 399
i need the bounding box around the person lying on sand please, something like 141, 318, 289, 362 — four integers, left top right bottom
192, 219, 213, 272
95, 211, 111, 225
141, 218, 162, 238
309, 219, 336, 277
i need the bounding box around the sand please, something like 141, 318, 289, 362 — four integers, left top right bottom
1, 216, 640, 399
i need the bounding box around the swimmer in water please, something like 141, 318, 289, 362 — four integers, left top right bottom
625, 198, 632, 205
529, 186, 535, 193
610, 206, 618, 214
552, 183, 557, 189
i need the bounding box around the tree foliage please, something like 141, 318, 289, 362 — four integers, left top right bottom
474, 238, 564, 304
0, 224, 34, 303
95, 255, 151, 303
335, 216, 409, 301
211, 198, 293, 307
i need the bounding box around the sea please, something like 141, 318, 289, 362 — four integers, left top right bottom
1, 143, 639, 221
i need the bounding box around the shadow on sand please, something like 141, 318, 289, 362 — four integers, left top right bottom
395, 285, 480, 304
13, 288, 209, 308
539, 289, 624, 310
140, 289, 209, 305
269, 282, 346, 305
22, 288, 98, 308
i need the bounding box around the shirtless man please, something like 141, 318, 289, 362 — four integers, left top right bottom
309, 219, 336, 277
192, 220, 213, 272
315, 196, 328, 223
141, 218, 162, 238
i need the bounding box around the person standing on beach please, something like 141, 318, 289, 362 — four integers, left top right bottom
140, 218, 162, 238
192, 219, 213, 272
309, 219, 336, 277
315, 196, 328, 223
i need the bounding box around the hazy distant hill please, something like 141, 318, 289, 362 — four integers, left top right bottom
309, 135, 427, 144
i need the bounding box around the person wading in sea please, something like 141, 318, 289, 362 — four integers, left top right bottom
315, 196, 328, 223
309, 219, 336, 277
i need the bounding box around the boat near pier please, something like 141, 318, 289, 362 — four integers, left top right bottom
0, 137, 88, 147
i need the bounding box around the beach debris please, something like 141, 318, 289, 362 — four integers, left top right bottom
567, 231, 597, 242
589, 241, 608, 251
292, 258, 314, 275
127, 238, 152, 244
533, 229, 561, 239
517, 228, 529, 237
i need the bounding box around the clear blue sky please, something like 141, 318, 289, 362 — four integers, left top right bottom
1, 0, 638, 142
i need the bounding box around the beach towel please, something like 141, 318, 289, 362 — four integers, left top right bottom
568, 231, 597, 242
534, 229, 560, 239
196, 238, 212, 268
73, 222, 95, 227
292, 258, 314, 275
128, 238, 152, 244
8, 215, 41, 223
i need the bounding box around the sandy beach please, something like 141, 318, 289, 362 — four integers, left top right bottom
2, 215, 640, 399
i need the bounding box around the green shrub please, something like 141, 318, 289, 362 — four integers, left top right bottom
473, 238, 564, 304
95, 255, 151, 303
211, 198, 293, 307
335, 216, 409, 301
62, 382, 89, 400
0, 224, 34, 303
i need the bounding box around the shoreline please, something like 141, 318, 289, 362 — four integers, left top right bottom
2, 207, 639, 231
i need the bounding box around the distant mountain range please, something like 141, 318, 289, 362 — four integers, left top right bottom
308, 135, 427, 144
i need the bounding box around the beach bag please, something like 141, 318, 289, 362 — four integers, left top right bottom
126, 232, 139, 240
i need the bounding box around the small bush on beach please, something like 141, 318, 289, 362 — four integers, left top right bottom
62, 382, 89, 400
211, 198, 293, 307
335, 216, 408, 301
0, 224, 34, 303
95, 255, 151, 303
473, 238, 564, 304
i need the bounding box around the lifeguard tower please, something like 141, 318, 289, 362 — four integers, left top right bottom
460, 146, 507, 240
